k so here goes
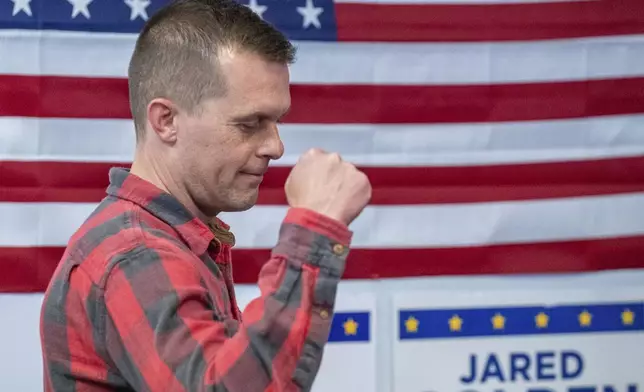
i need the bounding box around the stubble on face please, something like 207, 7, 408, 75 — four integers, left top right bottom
174, 49, 291, 218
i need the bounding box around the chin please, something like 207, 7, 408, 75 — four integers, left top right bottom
222, 202, 255, 212
223, 192, 259, 212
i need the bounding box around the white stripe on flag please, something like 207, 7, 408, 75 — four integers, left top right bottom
2, 30, 644, 84
3, 193, 644, 248
2, 115, 644, 166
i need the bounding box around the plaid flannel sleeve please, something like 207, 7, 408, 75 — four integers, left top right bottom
101, 207, 352, 392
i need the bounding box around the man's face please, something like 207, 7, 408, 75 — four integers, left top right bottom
174, 50, 290, 216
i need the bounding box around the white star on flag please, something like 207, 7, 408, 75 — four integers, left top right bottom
67, 0, 93, 19
246, 0, 267, 19
124, 0, 151, 21
11, 0, 32, 16
296, 0, 323, 29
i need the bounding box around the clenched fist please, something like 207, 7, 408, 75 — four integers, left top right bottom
285, 148, 371, 226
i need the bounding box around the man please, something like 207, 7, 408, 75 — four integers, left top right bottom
39, 0, 371, 391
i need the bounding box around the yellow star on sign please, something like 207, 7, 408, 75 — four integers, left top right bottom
622, 309, 635, 326
448, 315, 463, 332
579, 310, 592, 327
535, 312, 549, 329
405, 316, 419, 333
343, 318, 358, 336
491, 313, 505, 330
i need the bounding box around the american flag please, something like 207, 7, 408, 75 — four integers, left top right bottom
2, 0, 644, 294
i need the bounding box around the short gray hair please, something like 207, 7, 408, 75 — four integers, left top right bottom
127, 0, 297, 140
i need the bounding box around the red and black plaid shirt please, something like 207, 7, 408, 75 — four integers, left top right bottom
40, 167, 352, 392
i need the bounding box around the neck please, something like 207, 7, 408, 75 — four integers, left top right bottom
130, 146, 211, 224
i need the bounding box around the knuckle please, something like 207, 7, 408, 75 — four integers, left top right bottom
361, 173, 372, 188
306, 147, 323, 157
343, 161, 357, 172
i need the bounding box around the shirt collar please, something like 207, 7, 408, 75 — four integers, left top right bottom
106, 167, 231, 256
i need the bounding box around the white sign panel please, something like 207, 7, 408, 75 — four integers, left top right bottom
392, 288, 644, 392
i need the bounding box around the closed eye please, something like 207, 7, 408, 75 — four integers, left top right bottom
238, 122, 260, 132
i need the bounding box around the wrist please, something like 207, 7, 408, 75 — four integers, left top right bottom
284, 207, 352, 246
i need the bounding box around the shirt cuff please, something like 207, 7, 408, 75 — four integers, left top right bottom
283, 207, 353, 246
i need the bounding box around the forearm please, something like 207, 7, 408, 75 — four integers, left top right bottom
237, 207, 351, 391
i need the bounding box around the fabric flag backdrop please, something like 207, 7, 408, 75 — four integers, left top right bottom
2, 0, 644, 293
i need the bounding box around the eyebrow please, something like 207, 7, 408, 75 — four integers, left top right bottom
231, 107, 291, 123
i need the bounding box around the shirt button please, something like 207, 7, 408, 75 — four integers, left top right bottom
320, 309, 329, 319
332, 244, 345, 255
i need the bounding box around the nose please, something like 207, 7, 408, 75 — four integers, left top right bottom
258, 122, 284, 160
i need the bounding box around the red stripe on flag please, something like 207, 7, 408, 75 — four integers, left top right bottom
0, 75, 131, 119
4, 235, 644, 292
2, 75, 644, 123
2, 157, 644, 204
335, 0, 644, 42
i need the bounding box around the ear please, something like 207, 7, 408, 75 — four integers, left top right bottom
146, 98, 179, 144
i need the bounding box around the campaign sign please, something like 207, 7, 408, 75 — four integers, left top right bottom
392, 288, 644, 392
